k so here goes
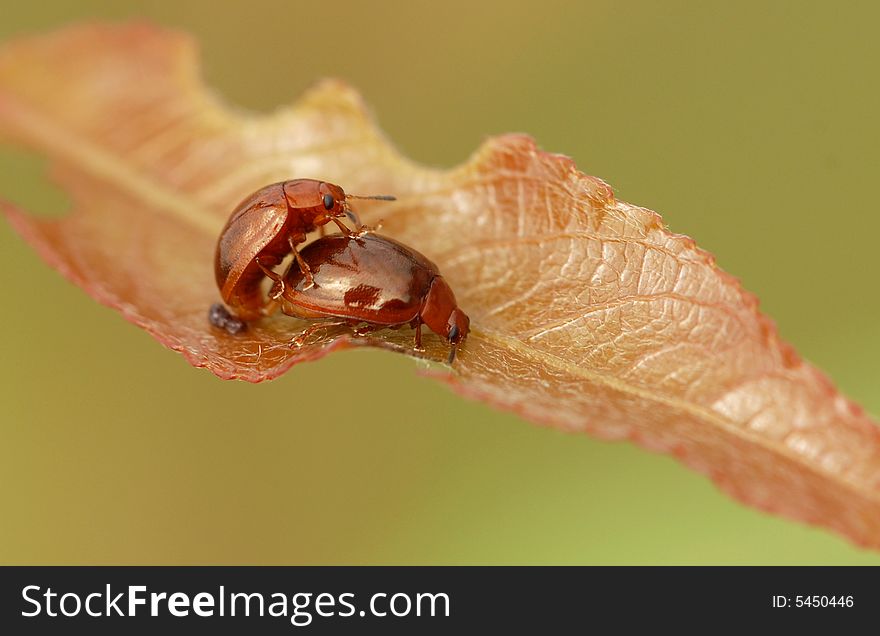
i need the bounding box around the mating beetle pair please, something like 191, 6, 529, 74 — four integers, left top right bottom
210, 179, 469, 362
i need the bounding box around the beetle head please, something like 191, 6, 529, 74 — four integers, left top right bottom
282, 179, 394, 229
445, 309, 470, 363
421, 277, 470, 363
283, 180, 348, 221
268, 277, 285, 302
446, 309, 470, 345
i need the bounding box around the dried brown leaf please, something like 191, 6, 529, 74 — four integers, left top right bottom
2, 23, 879, 548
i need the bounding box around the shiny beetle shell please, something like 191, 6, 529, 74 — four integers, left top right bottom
276, 234, 469, 359
214, 179, 348, 320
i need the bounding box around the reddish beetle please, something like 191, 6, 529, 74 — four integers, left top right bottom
263, 233, 470, 363
214, 179, 394, 320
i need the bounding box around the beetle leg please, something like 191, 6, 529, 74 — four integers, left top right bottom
332, 216, 376, 243
255, 257, 286, 300
343, 206, 382, 234
342, 208, 382, 237
330, 216, 356, 237
355, 221, 381, 237
290, 320, 349, 348
412, 320, 424, 352
287, 236, 316, 290
293, 249, 316, 290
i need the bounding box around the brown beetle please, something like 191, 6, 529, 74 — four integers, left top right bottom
263, 233, 470, 363
214, 179, 394, 320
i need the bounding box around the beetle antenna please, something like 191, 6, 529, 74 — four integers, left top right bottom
346, 194, 397, 201
447, 344, 457, 364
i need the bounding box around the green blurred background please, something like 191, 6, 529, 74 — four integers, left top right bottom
1, 1, 878, 564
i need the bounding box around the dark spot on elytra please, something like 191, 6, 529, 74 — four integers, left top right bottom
344, 284, 381, 308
